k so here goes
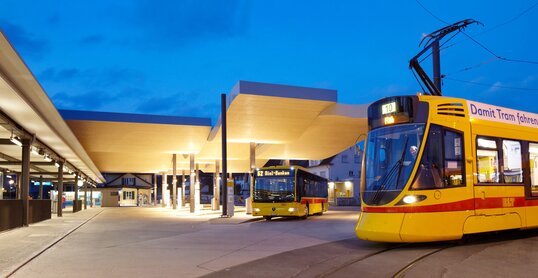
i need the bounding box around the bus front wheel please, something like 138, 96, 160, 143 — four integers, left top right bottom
302, 204, 309, 219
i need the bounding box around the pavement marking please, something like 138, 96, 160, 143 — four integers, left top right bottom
5, 210, 104, 278
27, 234, 52, 238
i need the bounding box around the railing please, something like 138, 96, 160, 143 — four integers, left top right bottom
29, 200, 52, 224
0, 200, 23, 232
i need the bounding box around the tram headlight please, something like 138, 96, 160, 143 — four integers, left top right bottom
398, 195, 427, 205
254, 208, 261, 213
403, 195, 418, 204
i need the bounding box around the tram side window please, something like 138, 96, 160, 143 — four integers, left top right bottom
529, 143, 538, 196
411, 125, 464, 189
444, 130, 464, 186
502, 140, 522, 183
476, 138, 500, 183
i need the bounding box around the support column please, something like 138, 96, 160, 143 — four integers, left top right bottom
39, 175, 43, 200
153, 174, 157, 206
90, 186, 93, 207
195, 162, 200, 211
189, 154, 196, 213
73, 175, 79, 213
84, 181, 87, 209
0, 172, 3, 200
21, 138, 30, 226
212, 160, 220, 210
57, 161, 64, 217
172, 154, 177, 210
247, 142, 256, 214
181, 170, 185, 207
283, 160, 290, 167
221, 93, 228, 217
161, 172, 166, 208
16, 173, 21, 199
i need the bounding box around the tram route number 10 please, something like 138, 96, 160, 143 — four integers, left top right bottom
382, 102, 397, 115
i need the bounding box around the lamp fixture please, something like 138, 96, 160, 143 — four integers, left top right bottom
31, 146, 40, 156
9, 132, 22, 147
44, 154, 52, 162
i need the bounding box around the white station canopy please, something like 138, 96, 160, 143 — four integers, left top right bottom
63, 81, 369, 174
0, 32, 103, 183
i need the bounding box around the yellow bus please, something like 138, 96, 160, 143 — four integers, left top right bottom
253, 166, 328, 220
356, 94, 538, 242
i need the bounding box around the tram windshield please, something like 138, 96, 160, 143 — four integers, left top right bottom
254, 177, 295, 202
363, 124, 425, 205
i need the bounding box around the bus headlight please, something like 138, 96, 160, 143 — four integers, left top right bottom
254, 208, 261, 213
288, 208, 297, 213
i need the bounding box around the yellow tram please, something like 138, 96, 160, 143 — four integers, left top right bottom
356, 94, 538, 242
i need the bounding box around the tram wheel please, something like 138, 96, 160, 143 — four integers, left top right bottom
263, 216, 272, 221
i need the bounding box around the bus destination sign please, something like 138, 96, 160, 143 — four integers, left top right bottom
256, 169, 292, 177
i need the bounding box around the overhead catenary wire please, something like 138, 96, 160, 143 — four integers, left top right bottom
440, 1, 538, 49
415, 0, 538, 65
444, 77, 538, 91
443, 57, 498, 76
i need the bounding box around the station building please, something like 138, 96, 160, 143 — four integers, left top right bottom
0, 30, 369, 232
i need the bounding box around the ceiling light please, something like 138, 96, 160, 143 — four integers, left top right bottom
31, 146, 40, 156
10, 136, 22, 147
54, 162, 60, 168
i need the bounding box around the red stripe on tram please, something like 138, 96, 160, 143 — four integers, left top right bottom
362, 196, 538, 213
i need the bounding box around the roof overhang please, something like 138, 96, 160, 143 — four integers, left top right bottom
64, 81, 368, 174
0, 32, 104, 183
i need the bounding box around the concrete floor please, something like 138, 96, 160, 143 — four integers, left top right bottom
2, 206, 359, 277
4, 206, 538, 277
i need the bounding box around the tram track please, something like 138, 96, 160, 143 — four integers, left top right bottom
391, 245, 455, 278
311, 242, 456, 278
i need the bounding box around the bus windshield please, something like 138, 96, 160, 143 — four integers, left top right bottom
254, 177, 295, 202
363, 123, 425, 205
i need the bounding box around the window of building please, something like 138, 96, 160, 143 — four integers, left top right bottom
123, 191, 134, 200
476, 137, 499, 183
502, 140, 522, 183
530, 143, 538, 196
412, 125, 464, 189
349, 170, 354, 177
122, 177, 135, 186
341, 155, 349, 163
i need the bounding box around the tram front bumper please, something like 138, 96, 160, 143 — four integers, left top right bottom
355, 212, 405, 242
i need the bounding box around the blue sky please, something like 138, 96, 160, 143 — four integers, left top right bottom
1, 1, 537, 123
